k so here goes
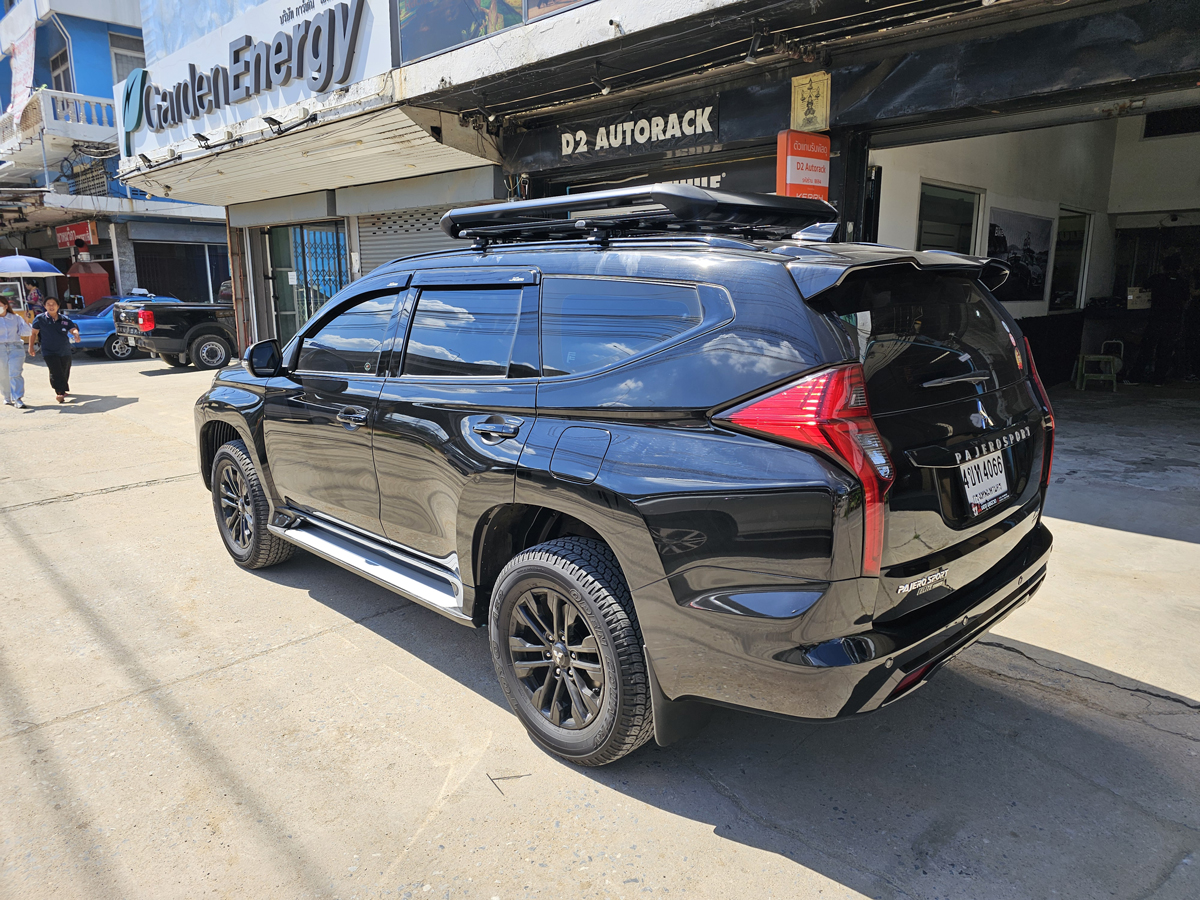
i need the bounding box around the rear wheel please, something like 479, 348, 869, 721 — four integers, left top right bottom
210, 440, 294, 569
489, 537, 653, 766
103, 334, 135, 360
191, 335, 232, 370
159, 352, 189, 367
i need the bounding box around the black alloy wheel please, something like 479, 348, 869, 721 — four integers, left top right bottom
489, 537, 654, 766
507, 584, 606, 730
191, 335, 232, 370
210, 440, 294, 569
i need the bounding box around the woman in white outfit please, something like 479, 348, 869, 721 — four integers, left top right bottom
0, 295, 32, 408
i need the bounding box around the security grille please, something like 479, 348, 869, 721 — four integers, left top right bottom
358, 206, 459, 274
71, 160, 109, 196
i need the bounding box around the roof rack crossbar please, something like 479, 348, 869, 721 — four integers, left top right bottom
441, 183, 838, 244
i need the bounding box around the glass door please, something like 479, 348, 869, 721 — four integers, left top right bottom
267, 221, 349, 345
1048, 210, 1091, 311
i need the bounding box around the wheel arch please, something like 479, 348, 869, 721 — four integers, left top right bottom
184, 323, 236, 355
464, 489, 665, 627
195, 394, 271, 496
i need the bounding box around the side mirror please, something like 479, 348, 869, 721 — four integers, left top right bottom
243, 339, 282, 378
980, 259, 1011, 292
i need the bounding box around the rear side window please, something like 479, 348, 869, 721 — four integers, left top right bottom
540, 277, 703, 377
809, 267, 1023, 412
402, 289, 521, 378
296, 294, 397, 374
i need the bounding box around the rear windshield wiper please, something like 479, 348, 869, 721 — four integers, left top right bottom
920, 370, 993, 388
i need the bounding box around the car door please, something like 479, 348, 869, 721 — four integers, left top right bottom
373, 268, 540, 564
262, 285, 406, 536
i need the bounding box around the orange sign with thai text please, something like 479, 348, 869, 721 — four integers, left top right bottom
776, 130, 831, 201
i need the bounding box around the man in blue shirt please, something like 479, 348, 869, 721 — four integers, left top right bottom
29, 297, 80, 402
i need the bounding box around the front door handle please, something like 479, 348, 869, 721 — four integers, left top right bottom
336, 405, 370, 428
473, 416, 523, 441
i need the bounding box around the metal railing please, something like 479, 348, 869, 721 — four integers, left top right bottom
0, 89, 117, 147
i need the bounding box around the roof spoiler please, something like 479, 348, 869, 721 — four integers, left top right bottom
440, 183, 838, 243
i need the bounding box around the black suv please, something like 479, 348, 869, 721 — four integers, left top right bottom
196, 186, 1053, 766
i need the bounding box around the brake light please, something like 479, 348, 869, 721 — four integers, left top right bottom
1024, 336, 1055, 489
888, 661, 934, 700
136, 309, 155, 332
715, 365, 894, 577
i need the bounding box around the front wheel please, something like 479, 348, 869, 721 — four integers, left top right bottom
210, 440, 295, 569
191, 335, 232, 370
104, 334, 135, 360
489, 538, 654, 766
159, 351, 189, 367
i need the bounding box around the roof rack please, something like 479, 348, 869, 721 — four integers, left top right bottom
439, 184, 838, 245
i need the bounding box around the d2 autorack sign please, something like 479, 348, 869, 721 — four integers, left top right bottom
776, 130, 830, 201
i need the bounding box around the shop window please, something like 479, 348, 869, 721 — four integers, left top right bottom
297, 295, 397, 374
917, 184, 980, 255
401, 289, 522, 378
1143, 107, 1200, 139
110, 34, 147, 85
50, 49, 72, 93
540, 277, 703, 377
1048, 211, 1090, 311
132, 241, 230, 304
397, 0, 593, 63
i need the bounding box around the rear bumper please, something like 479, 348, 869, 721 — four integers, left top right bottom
647, 521, 1052, 720
130, 335, 185, 355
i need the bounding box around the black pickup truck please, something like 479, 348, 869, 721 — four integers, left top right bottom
114, 301, 237, 369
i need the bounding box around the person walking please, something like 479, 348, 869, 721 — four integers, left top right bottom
0, 295, 31, 408
28, 297, 80, 403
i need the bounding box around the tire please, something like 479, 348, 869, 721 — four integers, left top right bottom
103, 334, 135, 361
159, 352, 189, 367
210, 440, 295, 569
190, 334, 232, 370
489, 537, 654, 766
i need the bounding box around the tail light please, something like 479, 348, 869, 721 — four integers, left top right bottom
136, 309, 155, 332
1024, 336, 1055, 489
714, 365, 894, 577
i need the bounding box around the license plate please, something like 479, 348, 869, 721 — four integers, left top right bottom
959, 450, 1009, 516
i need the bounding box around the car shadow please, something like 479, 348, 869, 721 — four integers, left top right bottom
252, 551, 1200, 900
136, 365, 193, 376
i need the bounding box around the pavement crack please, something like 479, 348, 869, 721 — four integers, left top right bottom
976, 641, 1200, 711
683, 758, 916, 899
0, 602, 411, 743
0, 473, 198, 512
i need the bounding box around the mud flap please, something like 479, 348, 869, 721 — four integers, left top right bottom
644, 645, 713, 747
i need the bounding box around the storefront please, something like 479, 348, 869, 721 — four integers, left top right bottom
117, 0, 507, 347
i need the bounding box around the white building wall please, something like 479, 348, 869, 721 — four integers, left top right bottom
869, 120, 1119, 318
1108, 115, 1200, 214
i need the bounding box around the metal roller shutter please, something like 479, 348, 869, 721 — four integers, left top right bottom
358, 206, 460, 274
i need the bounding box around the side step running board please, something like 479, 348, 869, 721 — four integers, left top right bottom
268, 522, 472, 625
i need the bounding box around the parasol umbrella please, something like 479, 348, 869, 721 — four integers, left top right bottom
0, 254, 64, 277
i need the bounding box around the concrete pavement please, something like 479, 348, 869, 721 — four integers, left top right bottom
1, 354, 1197, 899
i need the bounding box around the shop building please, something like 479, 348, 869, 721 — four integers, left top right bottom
119, 0, 1200, 381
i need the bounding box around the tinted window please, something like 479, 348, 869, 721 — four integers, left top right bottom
296, 294, 397, 374
811, 267, 1023, 412
541, 278, 703, 377
402, 289, 520, 378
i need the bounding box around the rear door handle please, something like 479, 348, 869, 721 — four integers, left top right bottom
336, 405, 370, 427
473, 417, 523, 440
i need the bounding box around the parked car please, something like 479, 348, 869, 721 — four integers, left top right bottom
114, 298, 237, 369
73, 293, 181, 360
195, 185, 1054, 766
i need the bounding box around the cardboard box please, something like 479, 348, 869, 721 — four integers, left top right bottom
1126, 288, 1151, 310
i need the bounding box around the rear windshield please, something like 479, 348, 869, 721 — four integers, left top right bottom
807, 266, 1024, 412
